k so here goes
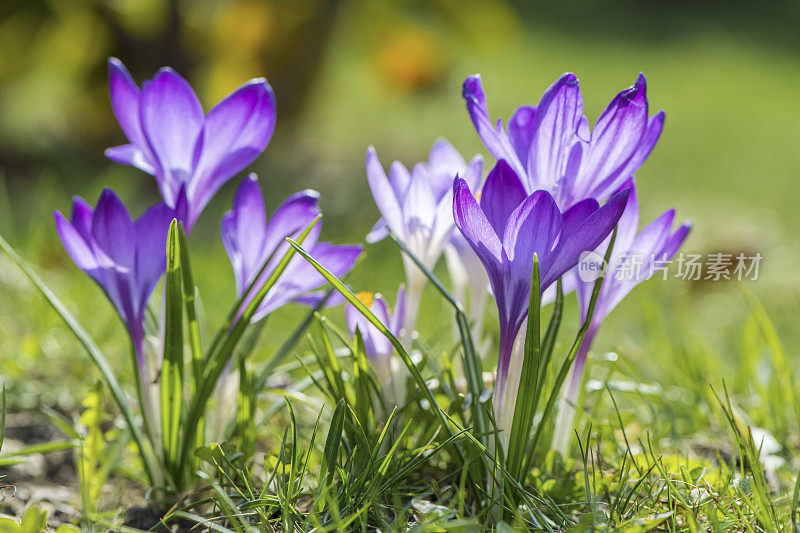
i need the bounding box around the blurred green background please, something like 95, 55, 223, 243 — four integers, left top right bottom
2, 0, 800, 410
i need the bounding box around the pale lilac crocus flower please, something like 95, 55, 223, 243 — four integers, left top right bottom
366, 139, 483, 342
463, 73, 664, 210
106, 58, 276, 229
54, 189, 176, 385
345, 287, 406, 391
221, 174, 362, 322
452, 160, 629, 443
552, 179, 691, 453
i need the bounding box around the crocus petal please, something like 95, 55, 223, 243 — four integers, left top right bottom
228, 175, 268, 291
139, 67, 204, 205
366, 219, 389, 243
70, 197, 96, 245
371, 295, 392, 329
462, 155, 484, 192
591, 110, 665, 200
480, 159, 527, 238
346, 304, 377, 356
91, 189, 137, 272
544, 188, 629, 286
134, 202, 174, 311
462, 75, 525, 177
263, 188, 321, 260
402, 166, 438, 261
526, 73, 584, 192
366, 147, 404, 237
107, 58, 152, 161
507, 105, 537, 166
390, 285, 406, 337
561, 197, 601, 237
660, 222, 692, 260
503, 190, 561, 266
630, 208, 674, 257
220, 210, 242, 290
428, 186, 457, 268
368, 295, 394, 356
189, 79, 277, 224
388, 162, 412, 203
54, 211, 97, 272
256, 242, 361, 319
427, 138, 467, 197
611, 178, 639, 251
576, 74, 648, 199
453, 178, 503, 264
105, 144, 157, 175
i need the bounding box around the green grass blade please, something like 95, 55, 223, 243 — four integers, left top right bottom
0, 233, 157, 486
318, 398, 346, 510
161, 220, 184, 479
286, 239, 458, 443
177, 216, 321, 480
254, 288, 335, 391
526, 229, 617, 467
178, 223, 203, 391
387, 231, 488, 444
237, 360, 256, 461
506, 254, 541, 483
537, 279, 563, 397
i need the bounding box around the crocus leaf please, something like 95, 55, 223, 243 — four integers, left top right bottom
318, 398, 346, 504
176, 215, 321, 481
286, 239, 469, 470
526, 229, 618, 467
505, 254, 541, 483
161, 219, 184, 478
178, 223, 203, 389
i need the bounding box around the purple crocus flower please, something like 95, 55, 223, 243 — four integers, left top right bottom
365, 139, 483, 337
221, 174, 362, 322
53, 189, 176, 376
553, 179, 691, 452
345, 287, 406, 381
106, 57, 277, 229
462, 73, 664, 210
452, 160, 630, 422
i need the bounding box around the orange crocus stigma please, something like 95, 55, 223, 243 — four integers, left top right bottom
356, 291, 374, 308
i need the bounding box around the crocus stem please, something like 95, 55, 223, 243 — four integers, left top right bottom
401, 263, 425, 346
498, 331, 526, 454
492, 324, 518, 421
129, 335, 165, 489
552, 325, 598, 455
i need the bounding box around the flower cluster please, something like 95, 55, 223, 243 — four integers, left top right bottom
53, 56, 691, 483
359, 72, 690, 450
56, 58, 361, 395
